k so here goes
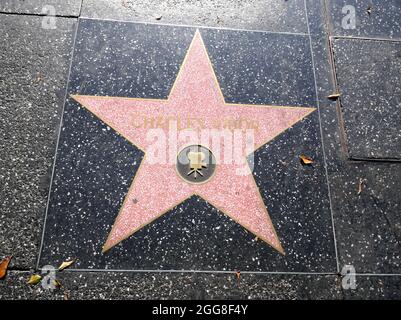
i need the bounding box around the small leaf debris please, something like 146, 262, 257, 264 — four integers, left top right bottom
58, 259, 76, 271
327, 93, 341, 100
300, 154, 314, 165
27, 274, 42, 285
0, 256, 12, 280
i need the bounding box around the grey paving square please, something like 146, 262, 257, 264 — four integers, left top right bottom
329, 164, 401, 274
0, 0, 81, 16
80, 0, 308, 33
0, 15, 77, 269
333, 38, 401, 160
304, 2, 401, 275
0, 271, 342, 300
344, 276, 401, 299
310, 29, 401, 274
328, 0, 401, 39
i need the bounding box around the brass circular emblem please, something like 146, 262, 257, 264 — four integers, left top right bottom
176, 145, 216, 184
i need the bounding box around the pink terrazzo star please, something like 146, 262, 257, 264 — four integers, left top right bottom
72, 30, 315, 254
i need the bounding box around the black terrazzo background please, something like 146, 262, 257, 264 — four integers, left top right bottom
0, 271, 343, 300
80, 0, 308, 34
0, 15, 76, 269
38, 20, 336, 272
327, 0, 401, 39
307, 0, 401, 275
333, 38, 401, 160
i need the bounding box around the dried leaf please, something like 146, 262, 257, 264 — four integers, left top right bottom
0, 256, 12, 279
58, 259, 75, 271
357, 179, 367, 195
327, 93, 341, 100
254, 236, 259, 241
53, 279, 62, 288
300, 154, 314, 165
235, 271, 241, 279
27, 274, 42, 285
357, 180, 363, 195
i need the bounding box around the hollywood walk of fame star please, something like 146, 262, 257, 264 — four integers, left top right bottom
71, 30, 316, 254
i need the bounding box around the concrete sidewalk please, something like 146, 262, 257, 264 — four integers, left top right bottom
0, 0, 400, 300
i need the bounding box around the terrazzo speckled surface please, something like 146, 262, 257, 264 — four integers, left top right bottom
333, 38, 401, 160
0, 0, 82, 16
0, 15, 76, 269
38, 19, 336, 272
80, 0, 308, 33
327, 0, 401, 39
308, 1, 401, 275
0, 271, 342, 300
